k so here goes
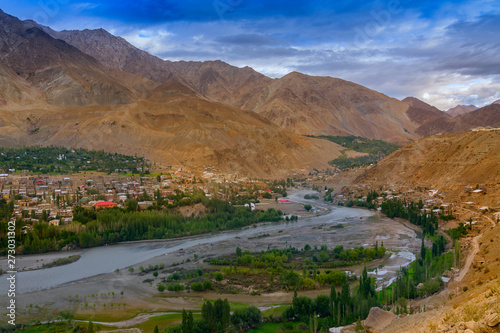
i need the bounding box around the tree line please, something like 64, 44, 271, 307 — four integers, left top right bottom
0, 146, 148, 174
2, 198, 283, 255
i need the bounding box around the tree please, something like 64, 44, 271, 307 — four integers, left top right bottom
87, 321, 94, 333
154, 325, 159, 333
304, 204, 312, 212
231, 306, 262, 330
182, 309, 189, 333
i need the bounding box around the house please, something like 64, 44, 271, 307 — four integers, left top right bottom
278, 199, 293, 204
93, 201, 118, 209
49, 220, 60, 226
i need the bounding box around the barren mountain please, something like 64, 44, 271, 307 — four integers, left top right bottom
0, 58, 45, 107
446, 104, 477, 117
0, 82, 343, 177
2, 9, 497, 177
243, 72, 419, 144
0, 10, 136, 107
26, 23, 273, 108
402, 97, 455, 137
413, 102, 500, 136
28, 25, 425, 144
354, 129, 500, 186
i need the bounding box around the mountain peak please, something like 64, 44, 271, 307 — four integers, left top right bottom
446, 104, 478, 117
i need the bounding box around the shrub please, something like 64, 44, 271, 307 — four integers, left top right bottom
203, 280, 213, 290
190, 282, 204, 292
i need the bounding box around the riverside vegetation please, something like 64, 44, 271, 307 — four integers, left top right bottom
0, 197, 283, 255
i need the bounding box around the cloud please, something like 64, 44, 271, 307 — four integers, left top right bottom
7, 0, 500, 110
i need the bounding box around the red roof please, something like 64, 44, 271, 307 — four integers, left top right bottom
257, 196, 263, 199
94, 201, 117, 207
35, 180, 45, 184
265, 190, 272, 192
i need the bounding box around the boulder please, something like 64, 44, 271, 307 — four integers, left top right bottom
464, 321, 479, 332
364, 307, 396, 332
485, 313, 499, 327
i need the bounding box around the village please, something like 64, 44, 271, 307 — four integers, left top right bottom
0, 164, 308, 235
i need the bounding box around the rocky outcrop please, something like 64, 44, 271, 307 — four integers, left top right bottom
437, 311, 500, 333
364, 307, 396, 332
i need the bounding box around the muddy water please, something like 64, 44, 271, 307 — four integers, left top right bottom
0, 190, 420, 295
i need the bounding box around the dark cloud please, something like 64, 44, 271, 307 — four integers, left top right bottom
4, 0, 500, 109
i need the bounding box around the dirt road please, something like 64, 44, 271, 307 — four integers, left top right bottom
456, 235, 479, 282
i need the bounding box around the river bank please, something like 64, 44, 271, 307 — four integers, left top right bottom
0, 189, 422, 326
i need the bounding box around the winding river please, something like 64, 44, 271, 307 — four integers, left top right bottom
0, 191, 417, 295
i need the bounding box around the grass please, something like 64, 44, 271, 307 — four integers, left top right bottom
247, 322, 303, 333
74, 306, 142, 322
261, 306, 288, 317
17, 322, 91, 332
42, 255, 80, 269
247, 322, 286, 333
133, 313, 194, 333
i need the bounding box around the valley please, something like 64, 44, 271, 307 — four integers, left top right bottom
0, 5, 498, 333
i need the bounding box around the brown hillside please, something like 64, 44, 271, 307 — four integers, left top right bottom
402, 97, 455, 137
414, 104, 500, 136
0, 84, 343, 177
0, 11, 134, 107
30, 25, 424, 144
243, 72, 418, 144
27, 24, 273, 108
446, 104, 477, 117
354, 129, 500, 186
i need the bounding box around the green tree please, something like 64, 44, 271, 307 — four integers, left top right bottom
304, 204, 312, 212
87, 321, 94, 333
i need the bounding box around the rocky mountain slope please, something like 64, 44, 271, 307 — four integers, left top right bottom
447, 104, 478, 117
26, 21, 421, 144
354, 129, 500, 186
404, 97, 500, 137
0, 10, 138, 107
0, 81, 343, 177
1, 9, 499, 177
242, 72, 419, 144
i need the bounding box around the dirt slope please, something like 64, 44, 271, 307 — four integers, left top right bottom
0, 82, 343, 177
244, 72, 418, 144
447, 104, 478, 117
355, 129, 500, 186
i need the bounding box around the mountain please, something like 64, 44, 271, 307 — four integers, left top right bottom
403, 97, 458, 137
2, 9, 497, 176
242, 72, 418, 144
354, 129, 500, 186
27, 23, 421, 144
446, 104, 477, 117
412, 101, 500, 136
24, 22, 273, 109
0, 83, 343, 177
493, 99, 500, 105
0, 10, 140, 107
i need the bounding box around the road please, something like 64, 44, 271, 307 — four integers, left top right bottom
456, 235, 480, 282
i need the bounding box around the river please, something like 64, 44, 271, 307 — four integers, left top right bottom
0, 190, 418, 295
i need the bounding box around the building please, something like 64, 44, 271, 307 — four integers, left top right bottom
93, 201, 118, 209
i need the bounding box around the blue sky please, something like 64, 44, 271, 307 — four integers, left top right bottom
2, 0, 500, 110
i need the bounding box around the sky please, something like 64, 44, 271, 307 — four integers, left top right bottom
2, 0, 500, 110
